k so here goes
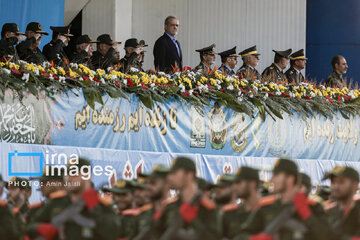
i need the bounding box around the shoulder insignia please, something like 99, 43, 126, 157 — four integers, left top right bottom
0, 200, 7, 207
29, 202, 43, 209
200, 197, 215, 210
161, 197, 178, 207
122, 208, 141, 216
258, 194, 277, 207
99, 195, 112, 206
49, 190, 67, 200
139, 203, 153, 213
222, 203, 239, 212
270, 66, 274, 70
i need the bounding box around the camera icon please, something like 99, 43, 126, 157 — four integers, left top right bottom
8, 150, 43, 176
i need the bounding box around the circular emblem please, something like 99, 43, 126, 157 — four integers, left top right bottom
38, 23, 42, 30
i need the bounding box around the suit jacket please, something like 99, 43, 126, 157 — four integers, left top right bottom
153, 33, 182, 73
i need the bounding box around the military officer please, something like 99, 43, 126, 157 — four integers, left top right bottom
218, 46, 238, 75
221, 167, 261, 239
91, 34, 121, 70
26, 158, 118, 240
71, 34, 98, 66
43, 25, 73, 67
323, 166, 360, 239
16, 22, 48, 64
0, 23, 26, 62
153, 157, 219, 240
138, 39, 148, 70
193, 43, 216, 72
237, 45, 261, 80
119, 38, 143, 73
325, 55, 348, 88
285, 49, 307, 84
262, 49, 292, 82
235, 158, 330, 240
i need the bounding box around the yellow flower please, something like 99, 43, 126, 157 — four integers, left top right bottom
57, 67, 66, 76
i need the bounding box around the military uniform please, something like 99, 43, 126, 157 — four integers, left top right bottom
71, 35, 98, 67
119, 38, 143, 73
262, 49, 292, 82
285, 49, 307, 84
16, 22, 48, 64
0, 23, 24, 62
237, 45, 261, 80
193, 43, 216, 72
218, 46, 238, 75
323, 166, 360, 239
43, 26, 73, 67
234, 159, 330, 240
325, 71, 344, 88
91, 34, 121, 70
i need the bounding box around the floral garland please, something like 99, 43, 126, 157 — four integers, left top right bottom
0, 60, 359, 121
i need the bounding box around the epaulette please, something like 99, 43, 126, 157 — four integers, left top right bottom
0, 200, 7, 207
222, 203, 239, 212
29, 202, 43, 209
122, 208, 141, 216
269, 66, 274, 70
49, 190, 67, 200
257, 195, 277, 207
99, 195, 112, 206
161, 197, 178, 207
139, 203, 153, 213
199, 197, 215, 210
289, 71, 294, 74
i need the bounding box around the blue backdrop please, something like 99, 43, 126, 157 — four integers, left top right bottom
0, 0, 65, 49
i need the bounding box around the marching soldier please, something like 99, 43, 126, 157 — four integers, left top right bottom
16, 22, 48, 64
212, 174, 237, 207
153, 157, 219, 240
325, 55, 348, 88
237, 45, 261, 80
91, 34, 121, 70
0, 175, 20, 240
285, 49, 307, 84
218, 46, 238, 75
0, 23, 26, 62
119, 38, 143, 73
193, 43, 216, 72
262, 49, 292, 82
71, 34, 98, 66
234, 158, 330, 240
222, 167, 261, 239
43, 25, 73, 67
26, 158, 118, 240
323, 166, 360, 239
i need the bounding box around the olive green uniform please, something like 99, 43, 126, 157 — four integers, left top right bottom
91, 49, 115, 70
325, 71, 344, 88
285, 66, 304, 84
71, 50, 92, 66
261, 63, 287, 82
0, 37, 19, 62
0, 200, 21, 240
193, 62, 212, 72
237, 64, 260, 80
16, 37, 47, 64
119, 52, 143, 73
221, 203, 252, 239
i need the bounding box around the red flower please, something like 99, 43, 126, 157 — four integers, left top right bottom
306, 96, 311, 100
11, 67, 21, 75
115, 80, 120, 87
126, 77, 134, 87
183, 66, 192, 71
219, 89, 227, 92
269, 93, 275, 97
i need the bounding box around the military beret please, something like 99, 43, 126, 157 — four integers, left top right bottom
170, 157, 196, 173
323, 166, 359, 182
234, 166, 259, 182
273, 49, 292, 58
239, 45, 260, 57
290, 49, 307, 60
218, 46, 238, 58
195, 43, 216, 55
272, 158, 298, 175
26, 22, 48, 35
1, 23, 25, 36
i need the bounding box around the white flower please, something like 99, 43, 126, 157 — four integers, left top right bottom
34, 68, 40, 76
2, 68, 11, 75
59, 76, 66, 83
263, 93, 269, 100
310, 92, 315, 98
237, 96, 244, 102
123, 79, 128, 85
179, 84, 186, 92
22, 73, 30, 82
151, 83, 156, 88
275, 90, 281, 96
249, 93, 254, 98
227, 85, 234, 91
238, 91, 243, 96
18, 60, 28, 65
158, 72, 165, 76
100, 78, 105, 84
189, 89, 194, 95
79, 77, 83, 81
111, 74, 117, 80
130, 67, 139, 72
70, 63, 78, 69
49, 74, 54, 80
252, 86, 258, 92
106, 67, 112, 72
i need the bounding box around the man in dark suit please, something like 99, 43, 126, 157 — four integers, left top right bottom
153, 16, 182, 73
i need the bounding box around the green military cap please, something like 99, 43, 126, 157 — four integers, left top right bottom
130, 177, 147, 189
218, 46, 238, 58
195, 43, 216, 55
76, 34, 99, 45
273, 48, 292, 58
212, 174, 236, 187
290, 49, 307, 60
124, 38, 142, 48
272, 158, 298, 175
197, 177, 212, 191
1, 23, 25, 36
234, 166, 259, 182
26, 22, 48, 35
30, 166, 64, 182
108, 179, 132, 194
323, 166, 359, 182
239, 45, 260, 57
300, 173, 311, 188
50, 25, 73, 37
97, 34, 121, 45
170, 157, 196, 173
6, 177, 31, 190
140, 165, 170, 179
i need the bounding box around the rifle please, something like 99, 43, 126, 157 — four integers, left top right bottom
159, 192, 202, 240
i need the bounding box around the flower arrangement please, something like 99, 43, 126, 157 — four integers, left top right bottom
0, 60, 359, 120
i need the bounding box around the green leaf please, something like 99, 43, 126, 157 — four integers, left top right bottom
139, 94, 153, 110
